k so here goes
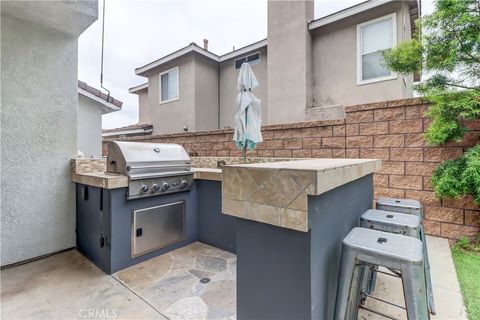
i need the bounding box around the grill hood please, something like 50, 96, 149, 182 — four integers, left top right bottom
107, 141, 191, 180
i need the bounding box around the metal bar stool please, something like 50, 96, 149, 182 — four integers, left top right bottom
360, 209, 421, 295
376, 198, 423, 217
334, 227, 429, 320
376, 198, 436, 315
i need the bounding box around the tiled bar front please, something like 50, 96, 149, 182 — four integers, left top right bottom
222, 159, 381, 320
222, 159, 381, 232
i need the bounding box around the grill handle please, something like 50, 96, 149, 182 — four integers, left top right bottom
126, 163, 191, 171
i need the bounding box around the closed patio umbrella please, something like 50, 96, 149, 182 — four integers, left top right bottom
233, 62, 262, 162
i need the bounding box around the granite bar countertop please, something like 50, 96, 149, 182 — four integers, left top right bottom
222, 158, 381, 232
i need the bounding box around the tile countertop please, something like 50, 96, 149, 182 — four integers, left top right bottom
221, 158, 382, 232
72, 167, 222, 189
191, 168, 222, 181
72, 172, 129, 189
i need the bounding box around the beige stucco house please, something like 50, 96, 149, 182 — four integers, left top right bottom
129, 0, 419, 135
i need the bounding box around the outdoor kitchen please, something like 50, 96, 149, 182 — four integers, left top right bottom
2, 0, 477, 319
72, 139, 387, 319
64, 136, 470, 320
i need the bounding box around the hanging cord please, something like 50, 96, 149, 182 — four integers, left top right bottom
100, 0, 111, 101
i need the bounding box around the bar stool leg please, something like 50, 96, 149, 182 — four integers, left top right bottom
401, 263, 430, 320
420, 225, 436, 314
346, 263, 364, 320
334, 246, 359, 320
361, 265, 377, 294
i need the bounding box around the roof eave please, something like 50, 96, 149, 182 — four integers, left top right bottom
129, 82, 148, 94
135, 44, 219, 77
219, 39, 268, 61
102, 127, 153, 137
308, 0, 395, 31
134, 39, 269, 76
78, 88, 122, 114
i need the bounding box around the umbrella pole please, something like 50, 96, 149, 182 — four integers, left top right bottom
243, 108, 248, 163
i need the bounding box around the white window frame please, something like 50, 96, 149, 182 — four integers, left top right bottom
356, 13, 397, 85
159, 66, 179, 104
233, 52, 261, 69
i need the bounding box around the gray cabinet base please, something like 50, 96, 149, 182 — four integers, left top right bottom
76, 180, 236, 274
197, 180, 236, 253
76, 185, 198, 274
236, 174, 373, 320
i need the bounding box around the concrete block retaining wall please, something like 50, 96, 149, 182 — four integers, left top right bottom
104, 98, 480, 240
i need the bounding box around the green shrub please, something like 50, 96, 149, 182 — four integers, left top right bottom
431, 145, 480, 204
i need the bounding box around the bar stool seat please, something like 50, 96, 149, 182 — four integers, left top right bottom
360, 209, 422, 294
334, 227, 429, 320
361, 209, 421, 237
376, 197, 423, 217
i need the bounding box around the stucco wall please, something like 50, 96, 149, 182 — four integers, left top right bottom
267, 0, 314, 125
78, 95, 103, 157
195, 54, 219, 131
147, 53, 196, 134
1, 15, 79, 266
138, 90, 150, 124
219, 46, 268, 129
311, 1, 413, 108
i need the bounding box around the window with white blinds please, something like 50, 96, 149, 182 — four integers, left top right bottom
159, 67, 179, 103
357, 14, 397, 84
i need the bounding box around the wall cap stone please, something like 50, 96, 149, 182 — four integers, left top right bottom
345, 97, 427, 113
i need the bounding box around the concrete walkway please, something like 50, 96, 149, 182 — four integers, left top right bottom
1, 236, 466, 320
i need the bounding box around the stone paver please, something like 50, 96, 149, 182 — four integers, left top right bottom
113, 242, 236, 320
1, 237, 465, 320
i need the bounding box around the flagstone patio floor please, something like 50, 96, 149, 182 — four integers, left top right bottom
1, 236, 466, 320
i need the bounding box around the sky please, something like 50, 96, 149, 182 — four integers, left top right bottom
78, 0, 435, 130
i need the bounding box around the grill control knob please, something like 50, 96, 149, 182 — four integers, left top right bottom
160, 182, 170, 192
140, 185, 149, 193
151, 184, 160, 192
180, 179, 189, 189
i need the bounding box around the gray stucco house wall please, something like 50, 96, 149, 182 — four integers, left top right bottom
77, 82, 122, 158
1, 1, 97, 266
130, 0, 418, 135
195, 54, 220, 132
78, 95, 103, 157
267, 0, 314, 125
143, 52, 222, 135
311, 1, 413, 108
138, 90, 150, 124
147, 54, 196, 134
135, 45, 268, 134
219, 46, 268, 129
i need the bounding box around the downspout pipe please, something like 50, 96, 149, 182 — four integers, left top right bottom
100, 0, 111, 101
217, 60, 221, 129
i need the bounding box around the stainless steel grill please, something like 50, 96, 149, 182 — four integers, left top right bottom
107, 141, 194, 199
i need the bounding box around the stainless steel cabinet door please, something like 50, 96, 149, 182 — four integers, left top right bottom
132, 201, 185, 257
